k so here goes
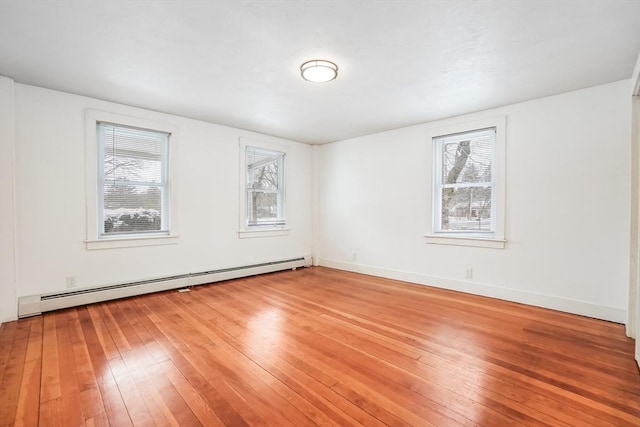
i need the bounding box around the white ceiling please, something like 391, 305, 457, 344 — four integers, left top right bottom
1, 1, 639, 144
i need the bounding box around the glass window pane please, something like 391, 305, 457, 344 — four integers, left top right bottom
441, 186, 492, 231
103, 183, 163, 234
247, 147, 280, 190
442, 130, 493, 184
103, 126, 164, 183
247, 190, 280, 225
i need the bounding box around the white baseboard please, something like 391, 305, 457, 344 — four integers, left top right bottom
319, 258, 627, 324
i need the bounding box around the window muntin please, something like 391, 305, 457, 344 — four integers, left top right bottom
245, 146, 285, 227
98, 123, 169, 237
434, 127, 496, 235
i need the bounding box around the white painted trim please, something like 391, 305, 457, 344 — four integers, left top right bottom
0, 76, 18, 323
629, 94, 639, 339
84, 109, 180, 249
630, 53, 640, 369
319, 258, 626, 323
86, 234, 180, 250
311, 145, 320, 266
237, 228, 291, 239
424, 234, 506, 249
631, 53, 640, 97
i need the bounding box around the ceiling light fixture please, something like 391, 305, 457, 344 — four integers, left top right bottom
300, 59, 338, 83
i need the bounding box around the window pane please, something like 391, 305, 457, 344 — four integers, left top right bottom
103, 183, 163, 234
103, 126, 164, 183
442, 129, 493, 184
247, 147, 279, 190
247, 190, 281, 225
441, 186, 492, 231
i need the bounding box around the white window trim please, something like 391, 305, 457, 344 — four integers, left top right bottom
85, 110, 179, 250
424, 116, 506, 249
238, 137, 290, 238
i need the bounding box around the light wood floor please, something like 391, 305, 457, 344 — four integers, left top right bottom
1, 267, 639, 426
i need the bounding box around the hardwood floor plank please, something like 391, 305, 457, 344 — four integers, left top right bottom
244, 270, 637, 426
39, 314, 60, 405
97, 302, 132, 354
134, 304, 254, 427
109, 298, 204, 426
1, 267, 638, 426
107, 355, 156, 427
86, 305, 120, 361
53, 310, 89, 427
158, 358, 227, 427
0, 321, 18, 386
85, 411, 110, 427
167, 292, 367, 427
201, 284, 465, 426
149, 294, 316, 426
67, 309, 108, 423
254, 286, 610, 426
38, 397, 64, 427
186, 292, 388, 426
1, 319, 32, 426
234, 280, 526, 425
14, 316, 43, 427
76, 307, 133, 427
268, 270, 637, 422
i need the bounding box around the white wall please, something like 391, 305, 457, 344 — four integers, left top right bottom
11, 84, 312, 304
0, 77, 17, 322
317, 80, 631, 323
4, 79, 632, 324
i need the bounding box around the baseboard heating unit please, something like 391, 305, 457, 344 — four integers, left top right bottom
18, 256, 312, 318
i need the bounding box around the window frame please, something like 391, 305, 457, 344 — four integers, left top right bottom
425, 116, 506, 249
238, 138, 290, 238
85, 110, 179, 250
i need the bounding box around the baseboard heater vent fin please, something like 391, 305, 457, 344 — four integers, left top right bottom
18, 256, 311, 318
41, 274, 191, 301
190, 257, 305, 277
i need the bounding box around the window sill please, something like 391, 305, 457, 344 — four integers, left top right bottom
238, 227, 291, 239
424, 234, 506, 249
86, 234, 179, 250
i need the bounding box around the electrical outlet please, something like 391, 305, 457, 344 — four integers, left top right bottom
351, 253, 358, 262
465, 268, 473, 279
66, 276, 77, 288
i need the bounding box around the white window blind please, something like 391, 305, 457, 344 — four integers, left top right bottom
434, 127, 496, 234
245, 146, 285, 227
98, 122, 169, 237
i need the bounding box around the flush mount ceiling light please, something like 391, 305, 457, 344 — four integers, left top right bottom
300, 59, 338, 83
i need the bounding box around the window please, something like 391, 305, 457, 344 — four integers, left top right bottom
238, 138, 289, 238
85, 110, 178, 249
425, 116, 506, 248
98, 123, 169, 237
434, 128, 495, 234
246, 146, 285, 226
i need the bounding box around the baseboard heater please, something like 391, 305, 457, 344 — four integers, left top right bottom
18, 256, 311, 318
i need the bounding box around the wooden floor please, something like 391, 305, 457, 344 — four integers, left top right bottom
1, 267, 639, 426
